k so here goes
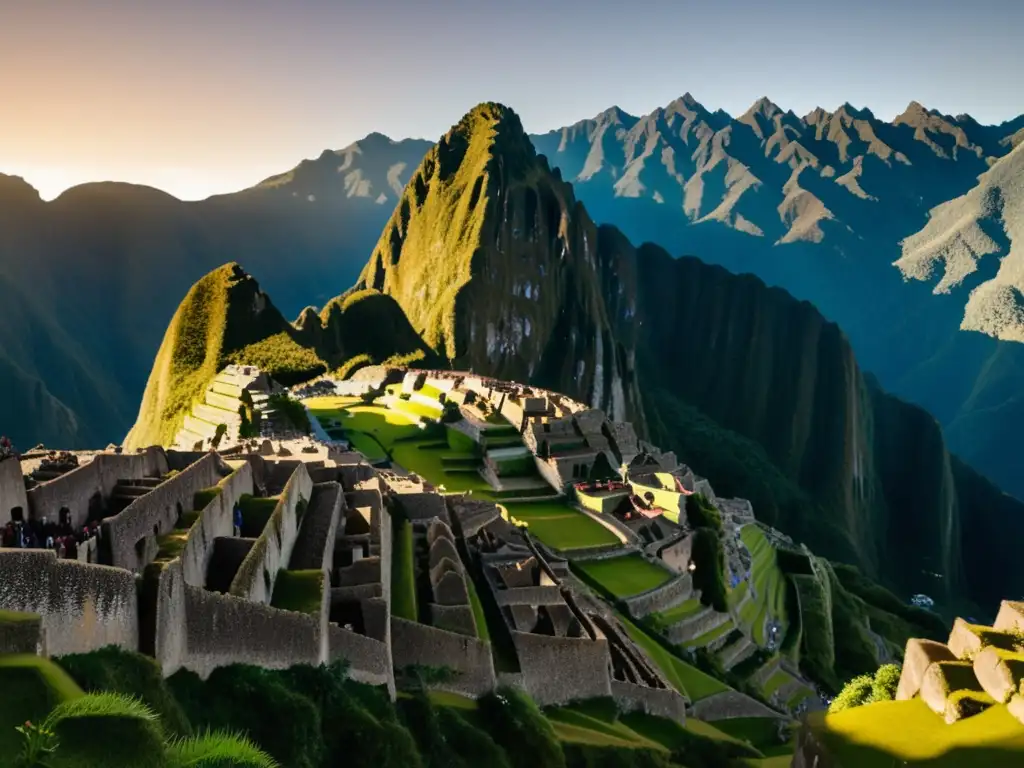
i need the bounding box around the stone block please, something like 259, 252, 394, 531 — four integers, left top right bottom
433, 571, 469, 607
1008, 693, 1024, 725
896, 638, 957, 700
427, 518, 454, 547
943, 690, 995, 724
972, 646, 1024, 703
994, 601, 1024, 633
919, 660, 984, 716
429, 537, 461, 572
947, 618, 1024, 660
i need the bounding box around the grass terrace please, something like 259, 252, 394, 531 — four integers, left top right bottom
742, 526, 788, 618
269, 569, 324, 615
575, 554, 673, 599
502, 501, 620, 551
616, 613, 730, 701
391, 518, 418, 621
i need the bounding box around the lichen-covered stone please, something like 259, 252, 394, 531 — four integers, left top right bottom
896, 638, 957, 700
944, 689, 995, 724
920, 660, 985, 715
972, 646, 1024, 703
994, 601, 1024, 634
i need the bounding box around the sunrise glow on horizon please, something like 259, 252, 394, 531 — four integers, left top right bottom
2, 0, 1021, 201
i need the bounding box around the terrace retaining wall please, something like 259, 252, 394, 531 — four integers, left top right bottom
611, 680, 687, 722
0, 549, 137, 656
328, 623, 394, 694
622, 573, 694, 618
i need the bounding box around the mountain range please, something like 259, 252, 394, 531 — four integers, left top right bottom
121, 103, 1024, 625
2, 94, 1022, 506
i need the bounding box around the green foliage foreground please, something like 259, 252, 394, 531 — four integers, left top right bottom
2, 647, 776, 768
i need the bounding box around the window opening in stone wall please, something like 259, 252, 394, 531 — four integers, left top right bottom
11, 506, 23, 522
135, 538, 146, 559
58, 507, 70, 527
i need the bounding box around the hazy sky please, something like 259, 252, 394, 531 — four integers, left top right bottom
2, 0, 1022, 201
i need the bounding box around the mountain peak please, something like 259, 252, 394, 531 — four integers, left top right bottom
666, 92, 706, 114
747, 96, 782, 117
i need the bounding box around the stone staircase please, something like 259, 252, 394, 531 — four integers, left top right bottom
173, 366, 270, 450
108, 476, 164, 515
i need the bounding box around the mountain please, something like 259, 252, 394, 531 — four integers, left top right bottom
530, 97, 1024, 504
347, 102, 1024, 615
125, 263, 431, 449
896, 142, 1024, 342
0, 135, 431, 451
4, 95, 1024, 509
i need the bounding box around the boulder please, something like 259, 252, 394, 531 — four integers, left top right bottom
947, 618, 1024, 659
896, 638, 958, 700
1008, 694, 1024, 725
943, 690, 995, 724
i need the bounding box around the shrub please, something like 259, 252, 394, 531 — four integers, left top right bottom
690, 527, 728, 612
870, 664, 902, 704
685, 494, 721, 532
267, 394, 311, 434
828, 674, 873, 713
477, 687, 565, 768
56, 647, 191, 736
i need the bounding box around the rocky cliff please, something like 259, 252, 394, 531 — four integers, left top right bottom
354, 104, 1024, 614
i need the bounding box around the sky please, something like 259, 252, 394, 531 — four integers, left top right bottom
1, 0, 1022, 201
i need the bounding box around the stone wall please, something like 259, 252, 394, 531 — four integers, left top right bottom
511, 630, 612, 705
611, 680, 687, 722
180, 585, 322, 679
0, 549, 137, 656
179, 461, 255, 587
659, 534, 695, 573
0, 457, 29, 527
28, 448, 167, 528
103, 452, 225, 572
622, 573, 693, 618
394, 492, 448, 523
151, 461, 256, 674
229, 463, 313, 602
390, 616, 495, 697
328, 623, 394, 694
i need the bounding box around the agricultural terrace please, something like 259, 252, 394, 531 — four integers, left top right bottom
808, 697, 1024, 767
502, 501, 620, 551
575, 554, 674, 598
615, 614, 730, 702
736, 524, 789, 646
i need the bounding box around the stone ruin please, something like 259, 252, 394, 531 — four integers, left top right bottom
895, 601, 1024, 725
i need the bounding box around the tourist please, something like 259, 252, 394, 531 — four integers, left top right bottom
233, 502, 243, 536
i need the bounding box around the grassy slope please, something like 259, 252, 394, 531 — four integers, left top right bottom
811, 698, 1024, 766
575, 555, 674, 599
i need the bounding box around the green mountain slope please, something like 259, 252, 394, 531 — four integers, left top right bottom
124, 265, 433, 449
358, 103, 1024, 615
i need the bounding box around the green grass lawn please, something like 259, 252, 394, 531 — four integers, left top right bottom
681, 615, 737, 649
652, 597, 705, 626
390, 397, 444, 420
575, 555, 673, 598
545, 707, 665, 751
503, 501, 620, 551
390, 443, 493, 496
391, 518, 418, 622
763, 668, 792, 697
616, 613, 730, 701
465, 576, 490, 642
741, 525, 788, 626
270, 569, 324, 615
711, 717, 785, 749
306, 401, 423, 460
238, 495, 279, 537
0, 655, 84, 755
811, 698, 1024, 766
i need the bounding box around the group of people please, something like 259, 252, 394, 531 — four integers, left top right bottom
0, 435, 15, 462
1, 515, 102, 560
